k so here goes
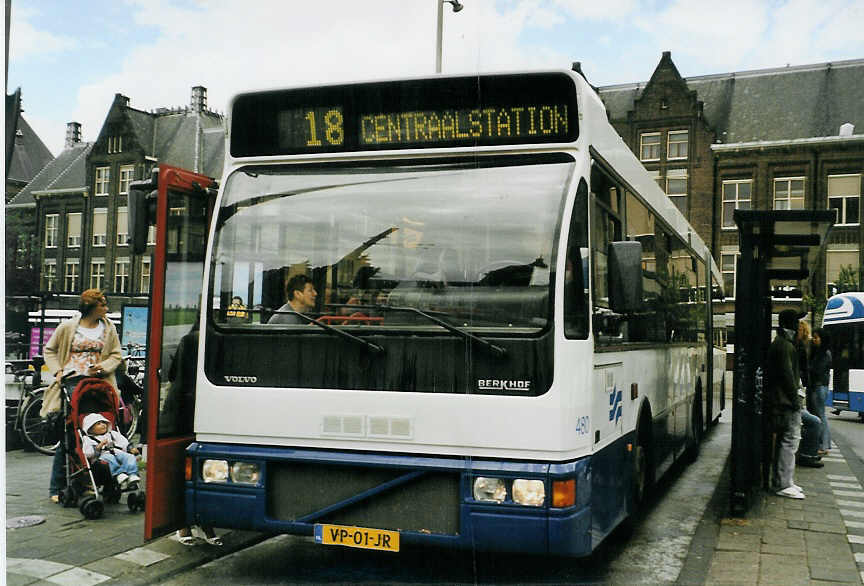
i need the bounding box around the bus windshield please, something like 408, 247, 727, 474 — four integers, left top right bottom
209, 155, 575, 332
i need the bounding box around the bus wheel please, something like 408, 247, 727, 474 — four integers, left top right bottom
633, 442, 647, 507
684, 392, 703, 463
632, 420, 653, 509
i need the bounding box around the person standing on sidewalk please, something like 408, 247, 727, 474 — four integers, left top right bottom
767, 309, 806, 499
809, 328, 832, 455
42, 289, 123, 503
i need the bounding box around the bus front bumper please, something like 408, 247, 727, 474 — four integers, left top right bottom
184, 442, 594, 556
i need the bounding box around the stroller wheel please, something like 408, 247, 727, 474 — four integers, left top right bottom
80, 495, 105, 519
60, 487, 77, 508
105, 486, 121, 504
127, 491, 146, 512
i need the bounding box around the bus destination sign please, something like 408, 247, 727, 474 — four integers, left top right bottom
231, 73, 579, 156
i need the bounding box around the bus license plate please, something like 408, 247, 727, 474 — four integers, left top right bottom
314, 524, 400, 552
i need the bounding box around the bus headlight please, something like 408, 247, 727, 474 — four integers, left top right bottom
512, 479, 545, 506
473, 477, 507, 502
201, 459, 229, 483
230, 461, 261, 485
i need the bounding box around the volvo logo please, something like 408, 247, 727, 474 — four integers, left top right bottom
224, 375, 258, 383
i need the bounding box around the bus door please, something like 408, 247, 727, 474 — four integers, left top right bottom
129, 165, 216, 539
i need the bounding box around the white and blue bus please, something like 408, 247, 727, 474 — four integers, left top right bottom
823, 292, 864, 420
141, 71, 725, 556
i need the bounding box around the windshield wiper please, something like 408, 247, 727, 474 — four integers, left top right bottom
269, 309, 384, 355
332, 304, 507, 359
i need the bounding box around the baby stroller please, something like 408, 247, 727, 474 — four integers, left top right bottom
57, 375, 145, 518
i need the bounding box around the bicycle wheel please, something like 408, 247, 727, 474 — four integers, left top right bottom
20, 392, 62, 455
118, 400, 140, 440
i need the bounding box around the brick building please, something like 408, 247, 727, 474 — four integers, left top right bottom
10, 86, 224, 313
599, 53, 864, 320
13, 57, 864, 337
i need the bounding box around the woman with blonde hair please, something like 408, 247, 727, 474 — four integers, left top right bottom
43, 289, 123, 502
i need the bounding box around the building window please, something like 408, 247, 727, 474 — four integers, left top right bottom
90, 259, 105, 290
114, 258, 130, 293
645, 168, 662, 189
64, 260, 80, 292
42, 260, 57, 290
773, 177, 805, 210
117, 206, 129, 246
92, 208, 107, 246
666, 168, 688, 214
108, 136, 123, 154
95, 167, 110, 196
721, 252, 739, 299
119, 165, 135, 195
45, 214, 58, 248
140, 259, 151, 293
667, 130, 688, 160
66, 212, 82, 247
640, 132, 661, 161
722, 180, 752, 229
828, 174, 861, 226
826, 248, 860, 295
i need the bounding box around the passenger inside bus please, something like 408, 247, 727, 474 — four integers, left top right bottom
267, 274, 318, 324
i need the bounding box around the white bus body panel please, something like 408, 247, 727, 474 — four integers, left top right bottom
194, 70, 710, 462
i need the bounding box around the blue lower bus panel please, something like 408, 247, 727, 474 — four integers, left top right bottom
828, 390, 864, 412
185, 439, 634, 556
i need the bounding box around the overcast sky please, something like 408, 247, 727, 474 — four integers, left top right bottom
7, 0, 864, 156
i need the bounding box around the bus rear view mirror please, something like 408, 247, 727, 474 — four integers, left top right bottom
128, 184, 157, 255
608, 241, 643, 314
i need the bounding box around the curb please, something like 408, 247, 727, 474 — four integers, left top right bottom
102, 530, 269, 585
676, 449, 731, 585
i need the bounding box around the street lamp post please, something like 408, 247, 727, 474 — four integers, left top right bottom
435, 0, 463, 73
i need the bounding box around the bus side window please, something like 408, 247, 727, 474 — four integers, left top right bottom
564, 179, 589, 339
590, 163, 624, 342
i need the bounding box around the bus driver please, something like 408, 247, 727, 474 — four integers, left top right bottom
268, 274, 318, 324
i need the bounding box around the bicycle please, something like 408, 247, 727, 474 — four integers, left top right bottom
115, 352, 146, 441
10, 356, 143, 454
8, 359, 60, 455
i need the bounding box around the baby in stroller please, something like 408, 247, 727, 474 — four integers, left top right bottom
81, 413, 140, 490
58, 376, 145, 517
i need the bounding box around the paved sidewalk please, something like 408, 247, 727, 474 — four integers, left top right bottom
5, 448, 265, 585
695, 440, 864, 585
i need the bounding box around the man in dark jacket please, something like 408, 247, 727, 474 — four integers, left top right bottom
767, 309, 807, 499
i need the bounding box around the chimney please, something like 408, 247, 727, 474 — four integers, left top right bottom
191, 86, 207, 113
114, 93, 130, 107
65, 122, 82, 149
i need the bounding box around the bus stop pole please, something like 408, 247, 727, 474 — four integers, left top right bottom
730, 227, 768, 515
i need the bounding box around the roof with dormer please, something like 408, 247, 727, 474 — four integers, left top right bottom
6, 89, 54, 188
7, 115, 55, 184
598, 57, 864, 143
8, 141, 93, 208
98, 97, 225, 179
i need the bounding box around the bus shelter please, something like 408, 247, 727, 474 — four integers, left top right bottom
730, 209, 835, 515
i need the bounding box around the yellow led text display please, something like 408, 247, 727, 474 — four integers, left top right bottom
359, 104, 569, 146
279, 107, 345, 149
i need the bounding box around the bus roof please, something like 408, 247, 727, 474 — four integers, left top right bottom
823, 292, 864, 326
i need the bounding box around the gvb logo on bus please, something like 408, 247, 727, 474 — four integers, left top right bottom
606, 371, 622, 424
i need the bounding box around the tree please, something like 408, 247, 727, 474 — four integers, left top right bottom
835, 264, 860, 293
